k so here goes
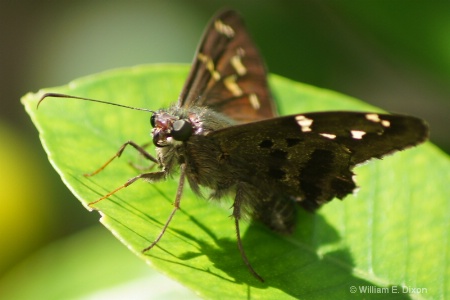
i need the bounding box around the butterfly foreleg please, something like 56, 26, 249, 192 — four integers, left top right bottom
84, 140, 159, 177
127, 141, 158, 171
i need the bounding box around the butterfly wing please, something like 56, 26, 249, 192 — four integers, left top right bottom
178, 10, 276, 123
207, 112, 428, 211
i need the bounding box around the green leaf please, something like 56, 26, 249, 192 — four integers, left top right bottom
22, 64, 449, 299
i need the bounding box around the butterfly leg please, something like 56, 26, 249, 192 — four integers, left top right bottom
233, 185, 265, 282
142, 163, 186, 252
127, 142, 157, 171
84, 140, 159, 177
88, 169, 166, 206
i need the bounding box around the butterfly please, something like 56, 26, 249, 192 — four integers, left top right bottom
38, 9, 428, 282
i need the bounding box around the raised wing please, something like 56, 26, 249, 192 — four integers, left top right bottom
178, 10, 277, 123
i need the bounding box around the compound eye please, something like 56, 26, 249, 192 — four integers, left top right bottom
171, 120, 193, 141
150, 114, 156, 127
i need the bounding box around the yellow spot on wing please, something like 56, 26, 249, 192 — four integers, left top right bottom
224, 75, 243, 97
198, 53, 221, 81
214, 19, 235, 38
249, 93, 260, 110
231, 51, 247, 76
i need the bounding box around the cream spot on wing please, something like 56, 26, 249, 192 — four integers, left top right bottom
366, 113, 381, 122
224, 75, 243, 97
366, 113, 390, 127
319, 133, 337, 139
381, 119, 391, 127
249, 93, 260, 110
214, 19, 235, 38
351, 130, 366, 139
295, 115, 313, 132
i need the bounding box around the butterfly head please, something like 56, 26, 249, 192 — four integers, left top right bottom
150, 111, 194, 147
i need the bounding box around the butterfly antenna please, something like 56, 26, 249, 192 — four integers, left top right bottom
37, 92, 154, 113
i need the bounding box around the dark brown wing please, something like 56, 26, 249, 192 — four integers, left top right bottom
178, 10, 277, 123
208, 112, 428, 210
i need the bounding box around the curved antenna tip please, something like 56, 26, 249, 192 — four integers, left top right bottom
36, 92, 155, 113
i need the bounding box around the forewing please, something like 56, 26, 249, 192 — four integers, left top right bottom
178, 10, 276, 123
208, 112, 428, 210
299, 112, 429, 165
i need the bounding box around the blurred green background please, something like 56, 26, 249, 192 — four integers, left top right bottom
1, 0, 449, 293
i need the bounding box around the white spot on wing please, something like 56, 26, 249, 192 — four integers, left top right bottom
320, 133, 337, 139
351, 130, 366, 139
295, 115, 313, 132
